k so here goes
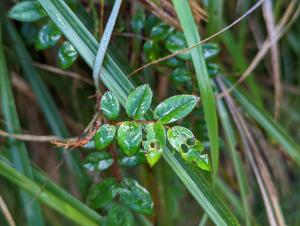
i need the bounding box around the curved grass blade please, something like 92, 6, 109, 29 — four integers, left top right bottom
93, 0, 122, 91
0, 26, 45, 226
0, 159, 103, 226
171, 0, 219, 179
34, 0, 240, 224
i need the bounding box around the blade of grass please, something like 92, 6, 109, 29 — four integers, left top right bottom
217, 96, 251, 226
36, 0, 240, 224
1, 14, 88, 192
0, 25, 45, 226
223, 77, 300, 166
0, 158, 102, 226
171, 0, 219, 180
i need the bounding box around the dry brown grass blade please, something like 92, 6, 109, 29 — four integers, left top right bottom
0, 195, 16, 226
262, 0, 282, 120
218, 1, 299, 99
129, 0, 265, 77
216, 77, 286, 226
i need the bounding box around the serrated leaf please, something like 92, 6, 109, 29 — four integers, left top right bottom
100, 91, 120, 120
107, 204, 135, 226
145, 148, 163, 167
9, 1, 46, 22
154, 121, 166, 147
94, 124, 116, 150
167, 126, 194, 152
181, 149, 211, 171
154, 95, 199, 124
117, 122, 142, 156
165, 32, 190, 60
118, 149, 146, 168
87, 178, 119, 209
119, 177, 153, 215
35, 22, 61, 50
150, 23, 172, 41
58, 41, 78, 69
83, 152, 114, 171
125, 84, 152, 120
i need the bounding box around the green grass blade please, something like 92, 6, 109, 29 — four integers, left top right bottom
223, 78, 300, 165
0, 27, 45, 226
2, 17, 88, 192
0, 159, 103, 226
171, 0, 219, 180
34, 0, 240, 224
217, 97, 251, 226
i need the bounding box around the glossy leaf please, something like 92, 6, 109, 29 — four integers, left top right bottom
143, 40, 160, 61
145, 148, 163, 167
107, 204, 135, 226
165, 32, 190, 60
35, 22, 62, 50
117, 122, 142, 156
125, 84, 152, 120
170, 67, 192, 84
131, 10, 145, 33
203, 43, 220, 59
154, 95, 199, 124
83, 152, 114, 171
94, 124, 116, 150
8, 1, 46, 22
58, 41, 78, 69
154, 121, 166, 147
119, 177, 153, 214
207, 63, 219, 78
86, 178, 119, 209
100, 91, 120, 120
161, 56, 182, 68
150, 23, 172, 41
167, 126, 194, 152
181, 149, 211, 171
118, 150, 146, 167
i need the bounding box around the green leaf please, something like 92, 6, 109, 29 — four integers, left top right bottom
203, 43, 220, 59
8, 1, 46, 22
94, 124, 116, 150
165, 32, 191, 60
154, 121, 166, 147
118, 150, 146, 167
107, 204, 135, 226
145, 148, 163, 167
87, 178, 119, 209
172, 0, 219, 180
125, 84, 153, 120
170, 67, 192, 84
143, 40, 160, 61
117, 122, 142, 156
100, 91, 120, 120
83, 152, 114, 171
131, 10, 145, 33
58, 41, 78, 69
154, 95, 199, 124
35, 0, 239, 223
35, 21, 62, 50
150, 23, 172, 41
167, 126, 194, 152
119, 178, 153, 215
181, 149, 211, 171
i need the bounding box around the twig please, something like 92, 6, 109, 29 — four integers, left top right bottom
0, 195, 16, 226
262, 0, 282, 120
129, 0, 265, 77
